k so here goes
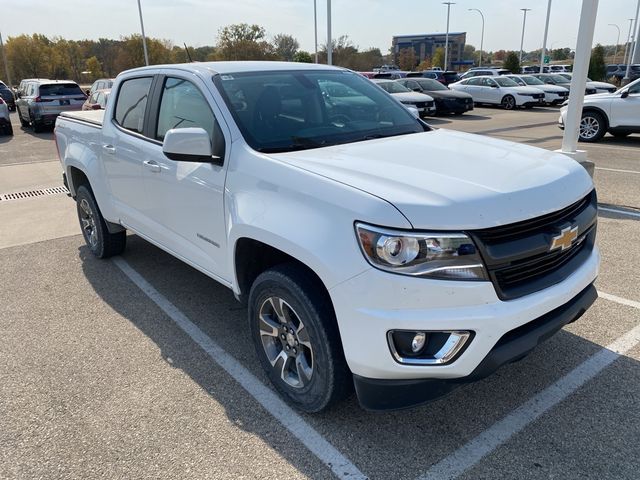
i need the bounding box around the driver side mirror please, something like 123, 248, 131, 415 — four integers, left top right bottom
621, 90, 629, 99
163, 127, 222, 166
412, 87, 422, 92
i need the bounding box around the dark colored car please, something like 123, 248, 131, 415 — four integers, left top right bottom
531, 73, 597, 95
397, 77, 474, 115
0, 81, 16, 111
406, 70, 460, 85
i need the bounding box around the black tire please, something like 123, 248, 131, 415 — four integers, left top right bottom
5, 124, 13, 136
578, 111, 607, 142
75, 185, 126, 258
249, 263, 352, 413
453, 111, 464, 116
32, 120, 43, 133
502, 95, 516, 110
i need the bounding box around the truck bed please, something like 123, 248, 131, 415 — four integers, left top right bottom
59, 109, 104, 127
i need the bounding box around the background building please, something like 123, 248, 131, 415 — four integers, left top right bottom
392, 32, 466, 69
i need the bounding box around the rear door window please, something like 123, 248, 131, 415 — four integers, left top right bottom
39, 84, 84, 96
114, 77, 153, 134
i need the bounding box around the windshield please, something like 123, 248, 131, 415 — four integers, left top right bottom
520, 75, 544, 85
215, 70, 426, 153
375, 81, 411, 94
494, 77, 519, 87
418, 79, 448, 90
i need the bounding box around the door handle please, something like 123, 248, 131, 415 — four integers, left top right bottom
102, 144, 116, 154
143, 160, 161, 173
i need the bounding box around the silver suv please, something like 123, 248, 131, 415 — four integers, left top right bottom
16, 80, 86, 132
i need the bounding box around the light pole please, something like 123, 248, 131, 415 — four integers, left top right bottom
468, 8, 484, 67
0, 30, 12, 88
623, 18, 634, 66
624, 0, 640, 81
327, 0, 332, 65
443, 2, 455, 70
519, 8, 531, 65
608, 24, 621, 64
313, 0, 318, 63
137, 0, 149, 66
539, 0, 552, 73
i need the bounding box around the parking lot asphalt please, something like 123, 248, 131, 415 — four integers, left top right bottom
1, 107, 639, 479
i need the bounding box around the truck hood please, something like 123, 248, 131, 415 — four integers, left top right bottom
268, 129, 593, 230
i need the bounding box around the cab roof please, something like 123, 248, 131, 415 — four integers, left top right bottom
122, 61, 347, 77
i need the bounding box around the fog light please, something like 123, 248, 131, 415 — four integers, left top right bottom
411, 332, 427, 353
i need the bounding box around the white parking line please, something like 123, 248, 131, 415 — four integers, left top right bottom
418, 291, 640, 480
113, 257, 367, 480
599, 206, 640, 219
596, 167, 640, 175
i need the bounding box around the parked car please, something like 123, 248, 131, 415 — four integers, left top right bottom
505, 74, 569, 105
548, 64, 572, 73
531, 73, 597, 95
556, 73, 616, 94
17, 78, 49, 98
559, 77, 640, 142
54, 61, 598, 412
372, 72, 408, 80
520, 65, 547, 74
406, 70, 460, 85
372, 79, 436, 116
396, 77, 474, 114
458, 68, 511, 81
0, 96, 12, 135
0, 80, 16, 111
449, 75, 545, 109
82, 89, 110, 110
88, 78, 114, 96
16, 80, 86, 132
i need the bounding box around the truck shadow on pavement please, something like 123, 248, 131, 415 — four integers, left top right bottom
79, 235, 640, 480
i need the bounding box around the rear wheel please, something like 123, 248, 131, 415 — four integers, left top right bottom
4, 123, 13, 135
76, 185, 126, 258
249, 264, 351, 413
578, 111, 607, 142
501, 95, 516, 110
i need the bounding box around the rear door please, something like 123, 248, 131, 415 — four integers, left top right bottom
104, 75, 155, 232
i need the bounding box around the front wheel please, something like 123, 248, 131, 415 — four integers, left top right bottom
249, 264, 351, 413
76, 185, 126, 258
502, 95, 516, 110
578, 111, 606, 142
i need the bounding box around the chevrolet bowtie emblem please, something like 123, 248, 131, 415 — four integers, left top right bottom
550, 226, 579, 252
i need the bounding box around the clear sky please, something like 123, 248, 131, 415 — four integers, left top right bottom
3, 0, 639, 54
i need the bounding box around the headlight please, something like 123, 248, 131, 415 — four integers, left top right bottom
355, 223, 488, 280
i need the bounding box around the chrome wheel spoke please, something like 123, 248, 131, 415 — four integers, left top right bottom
295, 355, 313, 386
296, 324, 312, 350
267, 296, 287, 323
271, 349, 288, 368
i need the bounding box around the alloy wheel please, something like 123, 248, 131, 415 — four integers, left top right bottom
258, 296, 314, 389
580, 116, 600, 140
79, 198, 98, 248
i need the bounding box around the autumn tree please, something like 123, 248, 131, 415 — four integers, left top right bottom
216, 23, 274, 60
397, 48, 417, 71
85, 56, 104, 81
273, 34, 299, 61
432, 47, 445, 69
416, 58, 432, 71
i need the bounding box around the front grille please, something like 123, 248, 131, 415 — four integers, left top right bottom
469, 190, 597, 300
533, 93, 544, 99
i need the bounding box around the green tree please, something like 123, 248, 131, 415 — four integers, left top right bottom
397, 47, 417, 71
503, 51, 520, 73
85, 56, 104, 81
588, 44, 606, 81
432, 47, 445, 69
293, 51, 313, 63
216, 23, 274, 60
273, 34, 299, 61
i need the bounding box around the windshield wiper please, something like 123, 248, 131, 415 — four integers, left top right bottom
257, 136, 328, 153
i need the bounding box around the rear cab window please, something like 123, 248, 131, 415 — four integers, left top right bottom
114, 77, 153, 134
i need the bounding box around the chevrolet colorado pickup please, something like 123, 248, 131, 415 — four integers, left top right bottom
55, 62, 599, 412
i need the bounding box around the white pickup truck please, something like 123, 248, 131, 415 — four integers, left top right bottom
55, 62, 599, 412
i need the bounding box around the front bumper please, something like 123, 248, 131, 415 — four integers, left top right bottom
353, 282, 597, 410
